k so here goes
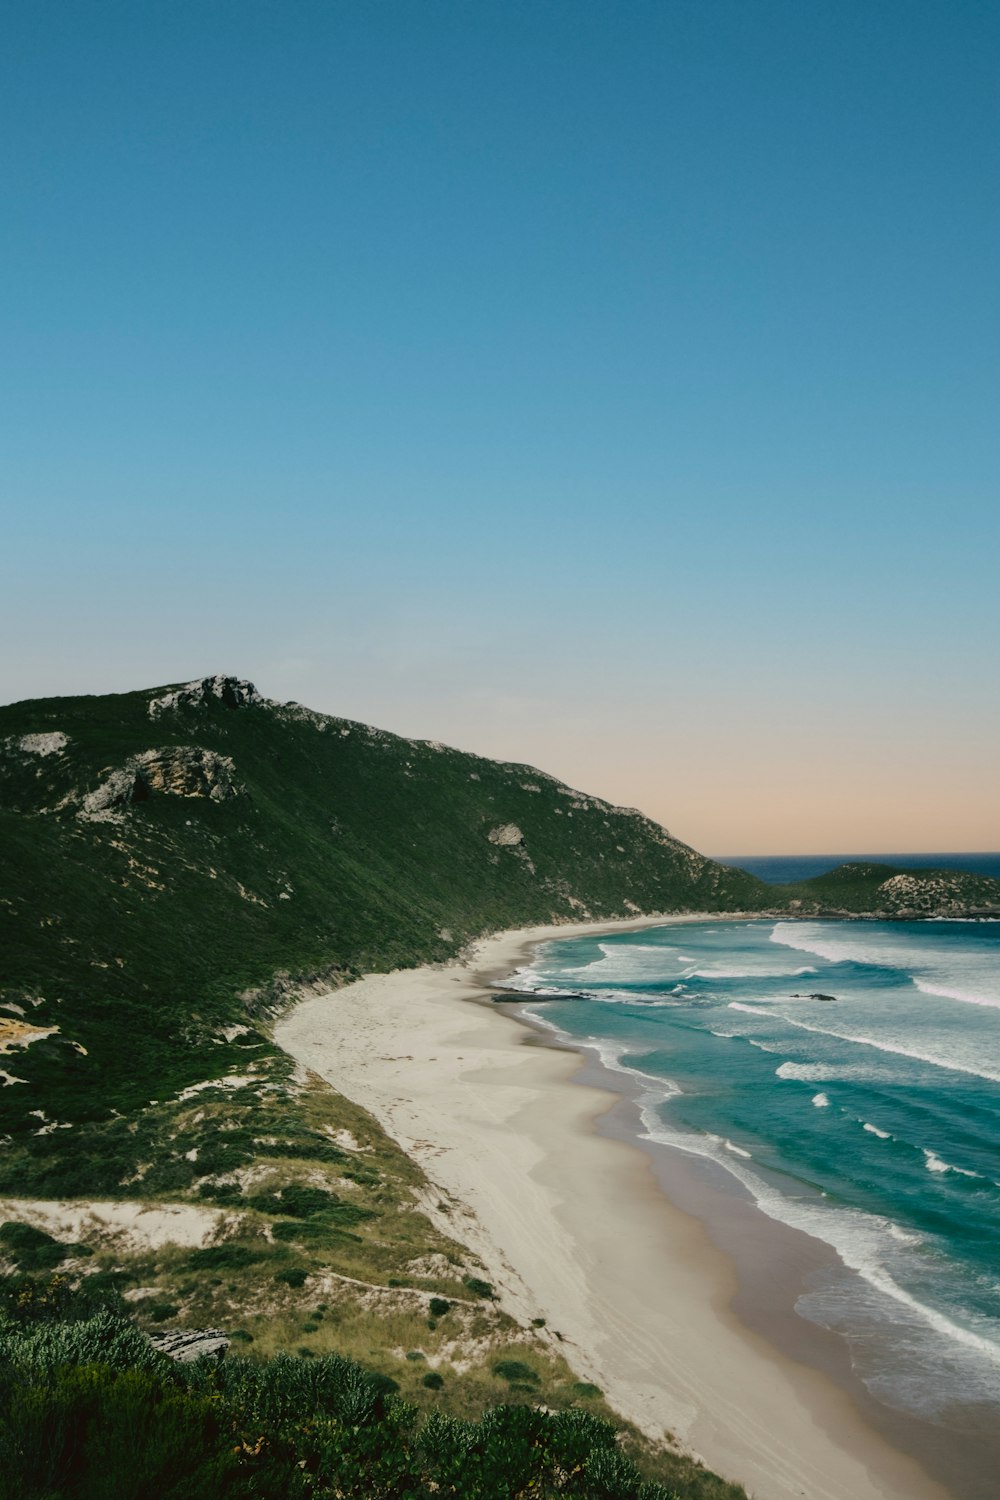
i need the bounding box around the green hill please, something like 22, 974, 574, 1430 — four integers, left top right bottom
0, 673, 767, 1150
782, 860, 1000, 918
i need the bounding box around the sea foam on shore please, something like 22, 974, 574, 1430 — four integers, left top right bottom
276, 917, 951, 1500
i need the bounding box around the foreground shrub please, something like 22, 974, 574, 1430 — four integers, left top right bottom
0, 1363, 238, 1500
0, 1318, 721, 1499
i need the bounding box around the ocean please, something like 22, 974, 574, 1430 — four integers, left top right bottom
505, 910, 1000, 1433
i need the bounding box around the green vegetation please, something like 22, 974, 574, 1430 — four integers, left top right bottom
0, 675, 768, 1154
0, 1305, 745, 1500
779, 860, 1000, 917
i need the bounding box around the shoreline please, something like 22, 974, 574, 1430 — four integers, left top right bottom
275, 915, 953, 1500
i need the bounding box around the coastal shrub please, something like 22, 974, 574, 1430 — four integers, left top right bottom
492, 1359, 539, 1386
187, 1244, 266, 1271
0, 1222, 72, 1272
148, 1303, 178, 1323
463, 1276, 495, 1300
274, 1266, 308, 1288
0, 1310, 167, 1375
0, 1362, 238, 1500
0, 1273, 124, 1326
0, 1325, 741, 1500
429, 1296, 451, 1317
583, 1445, 646, 1497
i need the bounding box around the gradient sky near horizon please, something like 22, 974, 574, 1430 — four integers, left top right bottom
3, 1, 998, 855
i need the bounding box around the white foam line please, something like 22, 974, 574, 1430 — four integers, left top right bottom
922, 1149, 983, 1180
728, 1003, 1000, 1083
913, 978, 1000, 1010
635, 1100, 1000, 1368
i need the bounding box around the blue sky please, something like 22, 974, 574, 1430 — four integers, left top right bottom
3, 1, 998, 852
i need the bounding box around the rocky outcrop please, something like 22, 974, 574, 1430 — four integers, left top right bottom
148, 676, 263, 718
9, 732, 69, 757
488, 823, 524, 847
80, 747, 243, 820
146, 1328, 230, 1363
875, 872, 1000, 917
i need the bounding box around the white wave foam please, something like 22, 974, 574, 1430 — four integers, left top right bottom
776, 1061, 834, 1081
812, 1093, 830, 1108
730, 1002, 1000, 1083
913, 977, 1000, 1009
522, 1014, 683, 1099
922, 1149, 982, 1179
770, 922, 1000, 1010
863, 1122, 892, 1139
634, 1100, 1000, 1375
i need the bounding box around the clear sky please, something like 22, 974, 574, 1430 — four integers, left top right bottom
3, 1, 998, 854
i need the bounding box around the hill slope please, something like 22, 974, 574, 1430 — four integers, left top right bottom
0, 674, 766, 1152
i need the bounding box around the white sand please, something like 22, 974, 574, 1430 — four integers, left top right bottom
0, 1196, 224, 1252
276, 918, 949, 1500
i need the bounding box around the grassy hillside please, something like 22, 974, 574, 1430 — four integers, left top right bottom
0, 674, 767, 1147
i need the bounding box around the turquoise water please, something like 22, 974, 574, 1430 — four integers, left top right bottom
508, 918, 1000, 1419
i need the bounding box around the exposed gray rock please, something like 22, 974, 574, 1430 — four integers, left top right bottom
79, 747, 243, 820
14, 732, 69, 757
146, 1328, 230, 1363
148, 675, 263, 718
488, 823, 524, 847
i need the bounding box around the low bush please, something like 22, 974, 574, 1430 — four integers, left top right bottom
463, 1276, 496, 1300
0, 1222, 72, 1272
492, 1360, 539, 1386
187, 1245, 266, 1271
274, 1267, 308, 1288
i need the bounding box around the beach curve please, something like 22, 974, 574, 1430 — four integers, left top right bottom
275, 917, 950, 1500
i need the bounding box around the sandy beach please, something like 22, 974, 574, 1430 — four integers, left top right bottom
275, 918, 951, 1500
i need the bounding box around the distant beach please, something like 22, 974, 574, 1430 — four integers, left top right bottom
276, 917, 958, 1500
